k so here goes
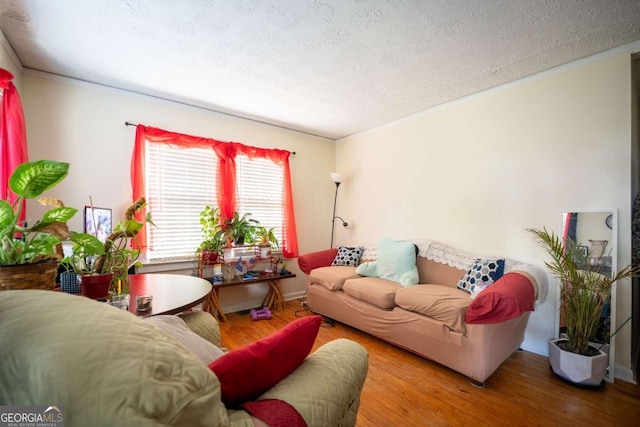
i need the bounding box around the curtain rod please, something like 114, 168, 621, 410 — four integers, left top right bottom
124, 121, 296, 155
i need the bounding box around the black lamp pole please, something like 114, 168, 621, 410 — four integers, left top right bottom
330, 181, 341, 248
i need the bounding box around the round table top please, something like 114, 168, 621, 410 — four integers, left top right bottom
127, 274, 212, 317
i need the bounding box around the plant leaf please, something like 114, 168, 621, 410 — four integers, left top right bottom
0, 200, 15, 228
70, 233, 105, 255
9, 160, 69, 200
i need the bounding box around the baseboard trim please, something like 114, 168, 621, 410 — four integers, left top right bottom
221, 290, 307, 314
614, 364, 637, 384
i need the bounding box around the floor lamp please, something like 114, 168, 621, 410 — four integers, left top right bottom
330, 172, 348, 248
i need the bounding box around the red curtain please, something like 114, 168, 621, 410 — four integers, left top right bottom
0, 68, 28, 223
131, 125, 299, 257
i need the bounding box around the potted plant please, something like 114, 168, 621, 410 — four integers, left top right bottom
64, 197, 152, 299
221, 211, 259, 246
0, 160, 78, 291
528, 227, 640, 387
196, 205, 224, 266
254, 225, 279, 258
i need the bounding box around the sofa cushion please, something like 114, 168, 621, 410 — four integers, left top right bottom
376, 238, 419, 286
466, 272, 535, 324
331, 246, 364, 266
144, 315, 225, 364
457, 258, 505, 293
342, 277, 401, 309
208, 315, 322, 407
395, 285, 471, 333
310, 266, 359, 291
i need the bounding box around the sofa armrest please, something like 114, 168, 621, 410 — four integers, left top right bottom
179, 310, 222, 348
465, 272, 536, 324
298, 248, 339, 275
247, 338, 368, 427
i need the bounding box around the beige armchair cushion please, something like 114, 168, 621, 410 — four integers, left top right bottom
0, 290, 226, 426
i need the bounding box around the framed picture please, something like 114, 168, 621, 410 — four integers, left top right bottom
84, 206, 112, 243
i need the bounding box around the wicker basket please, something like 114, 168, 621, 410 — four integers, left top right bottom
0, 259, 59, 291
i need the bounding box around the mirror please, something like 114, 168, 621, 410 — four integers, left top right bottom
560, 210, 617, 382
561, 211, 616, 278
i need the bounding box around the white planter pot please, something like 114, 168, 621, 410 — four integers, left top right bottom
548, 338, 608, 388
259, 245, 271, 258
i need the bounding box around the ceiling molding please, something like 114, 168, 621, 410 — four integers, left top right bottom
0, 29, 22, 72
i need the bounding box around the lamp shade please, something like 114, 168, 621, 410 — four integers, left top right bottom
330, 172, 345, 184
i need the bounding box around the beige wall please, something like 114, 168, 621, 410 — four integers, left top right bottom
336, 48, 638, 380
19, 72, 336, 312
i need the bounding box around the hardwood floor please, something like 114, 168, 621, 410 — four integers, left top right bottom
218, 299, 640, 427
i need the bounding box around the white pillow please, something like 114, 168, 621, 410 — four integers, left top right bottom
145, 315, 224, 364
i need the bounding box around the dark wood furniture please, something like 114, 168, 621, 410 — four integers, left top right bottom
128, 273, 212, 318
203, 273, 296, 322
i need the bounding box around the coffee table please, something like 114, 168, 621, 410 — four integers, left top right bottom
127, 274, 212, 317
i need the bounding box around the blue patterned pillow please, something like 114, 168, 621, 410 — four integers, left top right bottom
331, 246, 364, 267
457, 259, 505, 294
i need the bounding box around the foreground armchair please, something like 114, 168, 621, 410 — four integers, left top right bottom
0, 290, 368, 426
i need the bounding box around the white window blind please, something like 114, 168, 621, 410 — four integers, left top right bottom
145, 142, 217, 261
144, 145, 286, 261
235, 154, 285, 245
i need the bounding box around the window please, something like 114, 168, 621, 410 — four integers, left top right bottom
145, 143, 218, 261
235, 155, 284, 235
143, 143, 288, 262
132, 125, 298, 260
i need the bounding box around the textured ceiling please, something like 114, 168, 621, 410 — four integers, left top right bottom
1, 0, 640, 139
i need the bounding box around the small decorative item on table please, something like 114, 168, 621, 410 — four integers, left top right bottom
136, 294, 153, 312
111, 294, 130, 310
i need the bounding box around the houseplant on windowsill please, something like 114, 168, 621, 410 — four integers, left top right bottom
222, 211, 259, 246
64, 198, 153, 299
528, 227, 640, 387
196, 205, 224, 263
0, 160, 77, 290
254, 225, 279, 258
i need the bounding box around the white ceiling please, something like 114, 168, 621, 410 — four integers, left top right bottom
1, 0, 640, 139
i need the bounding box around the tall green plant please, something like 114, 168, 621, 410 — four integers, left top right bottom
196, 205, 224, 254
64, 198, 153, 282
528, 227, 639, 355
0, 160, 77, 265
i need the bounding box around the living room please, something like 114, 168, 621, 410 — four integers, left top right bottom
1, 1, 640, 424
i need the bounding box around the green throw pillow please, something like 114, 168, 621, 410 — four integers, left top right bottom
376, 238, 419, 286
356, 261, 378, 277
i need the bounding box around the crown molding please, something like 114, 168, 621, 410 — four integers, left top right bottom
0, 29, 23, 72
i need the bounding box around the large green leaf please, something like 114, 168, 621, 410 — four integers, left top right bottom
70, 233, 106, 256
0, 200, 15, 228
9, 160, 70, 199
41, 207, 78, 223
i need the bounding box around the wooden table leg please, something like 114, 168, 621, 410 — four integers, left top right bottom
204, 287, 227, 322
262, 279, 285, 311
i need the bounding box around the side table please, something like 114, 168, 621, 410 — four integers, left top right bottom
203, 273, 296, 322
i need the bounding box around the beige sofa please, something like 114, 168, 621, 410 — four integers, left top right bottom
0, 290, 368, 426
298, 239, 547, 386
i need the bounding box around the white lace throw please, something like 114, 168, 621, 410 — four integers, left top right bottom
357, 238, 548, 304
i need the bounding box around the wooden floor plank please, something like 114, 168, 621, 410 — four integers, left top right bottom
218, 300, 640, 426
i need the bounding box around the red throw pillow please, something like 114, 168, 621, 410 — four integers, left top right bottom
465, 272, 535, 324
209, 315, 322, 406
